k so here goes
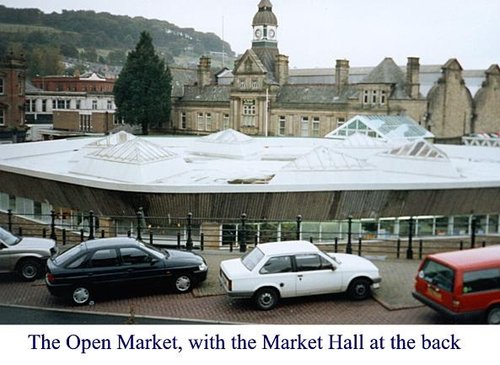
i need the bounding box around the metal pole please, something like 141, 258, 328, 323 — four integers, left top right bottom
471, 216, 476, 248
406, 217, 414, 259
136, 207, 143, 241
50, 209, 57, 241
240, 213, 247, 253
296, 215, 302, 240
88, 210, 95, 240
186, 212, 193, 250
346, 216, 353, 254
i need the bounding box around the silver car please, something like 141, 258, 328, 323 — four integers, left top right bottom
0, 226, 57, 281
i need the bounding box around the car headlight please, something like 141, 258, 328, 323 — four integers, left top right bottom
198, 262, 208, 271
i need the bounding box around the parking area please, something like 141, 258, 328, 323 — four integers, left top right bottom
0, 249, 446, 324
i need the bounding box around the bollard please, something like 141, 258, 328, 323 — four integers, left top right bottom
136, 208, 143, 241
470, 216, 477, 248
42, 228, 47, 238
177, 232, 181, 249
101, 229, 105, 238
334, 237, 338, 253
357, 237, 362, 256
88, 210, 95, 240
62, 229, 66, 245
310, 236, 313, 243
460, 240, 463, 250
81, 229, 85, 241
418, 239, 423, 259
18, 227, 23, 236
396, 239, 401, 259
200, 233, 204, 251
7, 209, 12, 232
149, 230, 153, 245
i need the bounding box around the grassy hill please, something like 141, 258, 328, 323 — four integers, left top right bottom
0, 5, 235, 69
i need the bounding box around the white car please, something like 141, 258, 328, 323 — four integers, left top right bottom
219, 240, 381, 310
0, 226, 57, 281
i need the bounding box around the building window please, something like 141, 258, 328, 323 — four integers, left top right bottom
252, 79, 258, 89
42, 100, 47, 112
278, 116, 286, 136
197, 113, 204, 130
301, 116, 309, 137
76, 100, 81, 110
336, 117, 346, 128
222, 114, 230, 129
205, 113, 212, 131
242, 99, 256, 127
79, 114, 92, 131
92, 100, 98, 110
372, 90, 378, 104
363, 90, 369, 104
0, 78, 4, 94
0, 110, 4, 126
180, 112, 187, 129
239, 78, 246, 89
381, 90, 387, 105
312, 117, 320, 137
107, 100, 113, 110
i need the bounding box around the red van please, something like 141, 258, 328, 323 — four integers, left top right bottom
413, 245, 500, 324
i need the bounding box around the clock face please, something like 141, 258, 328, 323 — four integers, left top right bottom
268, 28, 276, 39
254, 29, 262, 39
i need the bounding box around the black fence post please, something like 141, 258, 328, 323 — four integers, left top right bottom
136, 207, 143, 241
418, 239, 423, 259
88, 210, 95, 240
357, 237, 362, 256
396, 238, 401, 259
186, 212, 193, 250
50, 209, 57, 241
200, 233, 204, 251
296, 215, 302, 240
406, 217, 414, 259
7, 209, 12, 232
239, 213, 247, 253
177, 232, 181, 249
346, 216, 353, 254
62, 229, 66, 246
470, 216, 476, 248
334, 237, 338, 253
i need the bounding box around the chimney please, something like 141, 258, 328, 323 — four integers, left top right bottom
406, 57, 420, 99
275, 54, 289, 86
197, 56, 212, 87
335, 59, 349, 96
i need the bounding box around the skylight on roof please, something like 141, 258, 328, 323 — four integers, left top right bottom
385, 140, 447, 159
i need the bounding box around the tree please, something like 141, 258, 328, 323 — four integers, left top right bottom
114, 31, 172, 135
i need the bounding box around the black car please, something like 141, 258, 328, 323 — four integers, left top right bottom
45, 237, 208, 305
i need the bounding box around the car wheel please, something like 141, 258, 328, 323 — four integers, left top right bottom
17, 258, 42, 281
254, 287, 279, 310
174, 274, 193, 293
72, 286, 91, 305
347, 278, 371, 300
486, 306, 500, 324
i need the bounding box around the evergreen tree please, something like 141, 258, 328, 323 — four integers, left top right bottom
114, 31, 172, 135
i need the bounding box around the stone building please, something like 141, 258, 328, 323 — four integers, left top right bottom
171, 0, 500, 143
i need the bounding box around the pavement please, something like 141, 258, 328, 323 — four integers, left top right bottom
0, 248, 434, 324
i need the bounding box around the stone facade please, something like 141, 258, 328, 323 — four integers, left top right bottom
171, 1, 500, 142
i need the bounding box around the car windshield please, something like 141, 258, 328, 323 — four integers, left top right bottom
241, 247, 265, 271
0, 227, 20, 246
137, 240, 166, 259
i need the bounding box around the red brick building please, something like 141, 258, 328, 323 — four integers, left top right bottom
0, 52, 27, 141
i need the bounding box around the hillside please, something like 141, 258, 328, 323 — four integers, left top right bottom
0, 5, 235, 70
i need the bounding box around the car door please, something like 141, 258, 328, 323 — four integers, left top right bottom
119, 246, 165, 287
258, 255, 296, 298
294, 253, 342, 296
86, 248, 127, 290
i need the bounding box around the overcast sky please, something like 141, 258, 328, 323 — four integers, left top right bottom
1, 0, 499, 69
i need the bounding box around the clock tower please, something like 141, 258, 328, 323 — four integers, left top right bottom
252, 0, 278, 49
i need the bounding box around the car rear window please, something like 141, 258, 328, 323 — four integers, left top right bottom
53, 244, 86, 266
419, 259, 455, 292
241, 247, 265, 271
